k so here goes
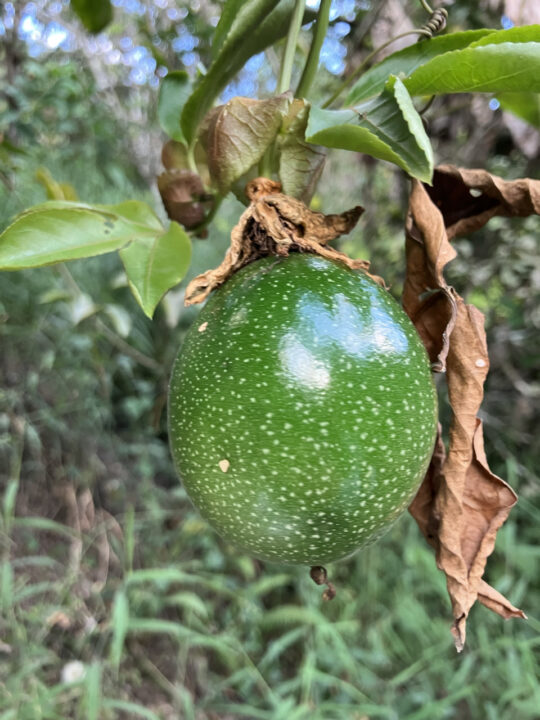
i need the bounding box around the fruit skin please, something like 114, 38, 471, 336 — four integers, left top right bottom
168, 254, 438, 565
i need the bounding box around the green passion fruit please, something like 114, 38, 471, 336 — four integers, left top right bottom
168, 254, 438, 565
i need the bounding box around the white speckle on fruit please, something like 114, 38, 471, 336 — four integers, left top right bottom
218, 459, 230, 473
198, 322, 208, 332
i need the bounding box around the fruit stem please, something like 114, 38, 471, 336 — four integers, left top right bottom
310, 565, 337, 601
277, 0, 306, 94
295, 0, 332, 99
190, 195, 223, 235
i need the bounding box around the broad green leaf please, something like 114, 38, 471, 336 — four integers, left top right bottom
307, 76, 433, 183
71, 0, 112, 33
110, 589, 129, 669
278, 98, 326, 203
157, 71, 191, 143
213, 0, 281, 59
119, 221, 191, 318
0, 201, 163, 270
211, 0, 258, 59
405, 38, 540, 96
99, 200, 163, 230
345, 29, 494, 105
181, 0, 316, 144
497, 92, 540, 128
206, 94, 291, 194
468, 24, 540, 46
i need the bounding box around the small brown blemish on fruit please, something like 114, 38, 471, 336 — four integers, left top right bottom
198, 322, 208, 333
218, 459, 230, 473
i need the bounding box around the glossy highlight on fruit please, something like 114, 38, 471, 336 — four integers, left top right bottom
168, 254, 438, 565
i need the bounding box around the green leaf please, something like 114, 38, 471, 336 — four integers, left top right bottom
497, 92, 540, 128
211, 0, 253, 59
206, 94, 291, 194
71, 0, 112, 34
278, 98, 326, 203
307, 76, 433, 183
119, 221, 192, 319
165, 591, 209, 619
81, 663, 101, 720
103, 303, 133, 337
110, 589, 129, 670
102, 700, 161, 720
468, 24, 540, 46
405, 29, 540, 96
181, 0, 316, 144
157, 71, 191, 143
0, 201, 163, 270
345, 29, 494, 105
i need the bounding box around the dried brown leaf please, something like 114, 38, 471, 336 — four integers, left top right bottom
427, 165, 540, 241
184, 177, 378, 306
157, 169, 212, 230
405, 166, 538, 650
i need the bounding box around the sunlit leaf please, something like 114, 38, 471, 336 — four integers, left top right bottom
211, 0, 263, 59
307, 77, 433, 182
181, 0, 316, 144
157, 71, 191, 143
0, 201, 163, 269
278, 98, 326, 203
497, 92, 540, 128
206, 95, 291, 194
345, 29, 494, 105
405, 28, 540, 96
120, 221, 191, 318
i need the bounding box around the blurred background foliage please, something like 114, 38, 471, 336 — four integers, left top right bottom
0, 1, 539, 718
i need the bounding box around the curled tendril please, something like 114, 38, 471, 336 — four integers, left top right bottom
418, 9, 449, 39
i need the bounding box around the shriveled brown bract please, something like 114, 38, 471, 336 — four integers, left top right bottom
184, 177, 385, 306
405, 165, 538, 651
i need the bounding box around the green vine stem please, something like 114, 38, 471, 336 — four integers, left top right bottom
277, 0, 306, 94
295, 0, 332, 99
259, 0, 305, 177
321, 28, 435, 109
191, 195, 223, 235
419, 0, 435, 13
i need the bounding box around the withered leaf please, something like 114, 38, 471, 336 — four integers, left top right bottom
184, 177, 375, 306
161, 139, 212, 189
157, 170, 212, 231
428, 165, 540, 240
278, 98, 326, 204
405, 166, 538, 650
206, 95, 292, 194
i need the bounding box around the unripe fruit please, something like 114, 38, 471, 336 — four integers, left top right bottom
168, 254, 437, 565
